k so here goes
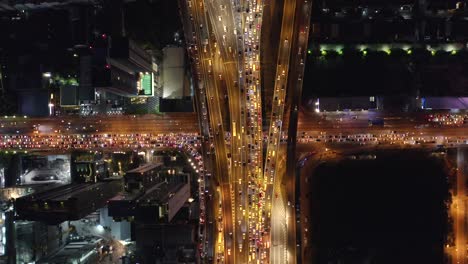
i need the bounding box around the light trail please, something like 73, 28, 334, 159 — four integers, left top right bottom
452, 147, 467, 264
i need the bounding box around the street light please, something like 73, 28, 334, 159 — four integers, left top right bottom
95, 224, 105, 233
48, 103, 54, 116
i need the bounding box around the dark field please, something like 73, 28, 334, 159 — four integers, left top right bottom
309, 150, 450, 264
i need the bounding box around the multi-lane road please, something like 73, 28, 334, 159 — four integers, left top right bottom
180, 0, 297, 263
3, 109, 468, 264
2, 0, 312, 262
3, 0, 468, 260
0, 114, 199, 135
452, 147, 467, 264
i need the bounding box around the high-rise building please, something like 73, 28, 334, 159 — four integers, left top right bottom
304, 0, 468, 106
0, 0, 160, 116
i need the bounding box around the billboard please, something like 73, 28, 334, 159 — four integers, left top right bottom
137, 72, 153, 96
21, 155, 71, 185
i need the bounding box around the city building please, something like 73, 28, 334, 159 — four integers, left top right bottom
36, 239, 100, 264
421, 96, 468, 109
135, 223, 197, 264
0, 0, 162, 116
99, 207, 131, 241
310, 0, 468, 43
311, 96, 378, 112
0, 6, 77, 116
304, 0, 468, 100
161, 46, 190, 99
14, 220, 69, 264
71, 152, 107, 183
109, 164, 191, 223
92, 35, 161, 115
159, 46, 193, 112
106, 159, 196, 263
15, 179, 122, 223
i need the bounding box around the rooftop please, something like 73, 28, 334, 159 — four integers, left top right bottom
37, 237, 102, 264
126, 162, 162, 174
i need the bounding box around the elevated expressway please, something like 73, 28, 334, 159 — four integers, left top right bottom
178, 0, 313, 263
4, 0, 468, 259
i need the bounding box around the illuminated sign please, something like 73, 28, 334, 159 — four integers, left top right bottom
138, 72, 153, 96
